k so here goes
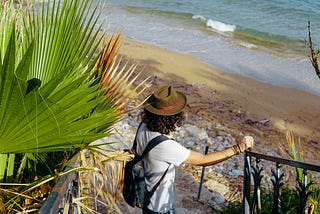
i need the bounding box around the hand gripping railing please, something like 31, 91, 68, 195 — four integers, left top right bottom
243, 151, 320, 214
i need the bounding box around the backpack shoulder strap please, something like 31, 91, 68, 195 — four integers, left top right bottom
142, 135, 170, 206
132, 122, 143, 152
141, 135, 169, 158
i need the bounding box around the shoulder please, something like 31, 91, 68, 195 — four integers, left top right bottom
135, 123, 161, 154
150, 138, 190, 165
158, 138, 187, 150
151, 137, 190, 155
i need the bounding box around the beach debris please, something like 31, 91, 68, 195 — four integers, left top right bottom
187, 102, 209, 109
308, 140, 318, 145
231, 109, 245, 121
244, 118, 270, 128
203, 180, 229, 196
229, 169, 242, 177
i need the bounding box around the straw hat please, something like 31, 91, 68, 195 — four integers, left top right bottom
144, 85, 187, 116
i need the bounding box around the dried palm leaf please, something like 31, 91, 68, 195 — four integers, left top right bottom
93, 32, 151, 113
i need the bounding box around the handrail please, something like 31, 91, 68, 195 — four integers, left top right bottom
39, 155, 79, 214
246, 151, 320, 172
243, 150, 320, 214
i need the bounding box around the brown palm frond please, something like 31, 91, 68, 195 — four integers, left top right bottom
77, 148, 134, 213
94, 32, 151, 113
94, 33, 122, 79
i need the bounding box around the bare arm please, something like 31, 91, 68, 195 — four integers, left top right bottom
184, 136, 254, 167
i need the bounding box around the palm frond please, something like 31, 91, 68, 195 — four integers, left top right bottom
93, 33, 150, 113
25, 0, 104, 83
0, 0, 121, 154
77, 147, 133, 213
0, 1, 15, 62
0, 0, 149, 210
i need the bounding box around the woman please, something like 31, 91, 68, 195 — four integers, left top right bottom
135, 85, 254, 214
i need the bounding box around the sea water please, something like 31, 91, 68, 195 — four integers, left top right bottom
96, 0, 320, 96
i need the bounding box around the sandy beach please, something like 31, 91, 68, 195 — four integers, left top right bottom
120, 38, 320, 164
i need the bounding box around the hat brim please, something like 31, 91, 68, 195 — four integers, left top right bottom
144, 91, 187, 116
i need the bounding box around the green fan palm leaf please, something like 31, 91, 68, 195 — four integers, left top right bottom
26, 0, 103, 83
0, 0, 118, 154
0, 1, 16, 62
0, 0, 152, 210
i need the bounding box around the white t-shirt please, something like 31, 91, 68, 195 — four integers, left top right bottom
135, 123, 190, 213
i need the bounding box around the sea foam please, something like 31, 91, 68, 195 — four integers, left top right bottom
192, 15, 236, 33
192, 15, 206, 22
206, 19, 236, 33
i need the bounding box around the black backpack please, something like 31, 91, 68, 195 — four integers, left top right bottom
122, 127, 169, 208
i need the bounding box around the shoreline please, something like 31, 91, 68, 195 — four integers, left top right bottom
104, 4, 320, 97
120, 38, 320, 159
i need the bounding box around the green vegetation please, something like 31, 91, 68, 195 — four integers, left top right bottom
220, 188, 300, 214
0, 0, 147, 212
286, 131, 320, 213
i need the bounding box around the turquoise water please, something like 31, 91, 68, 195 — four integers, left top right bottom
102, 0, 320, 53
97, 0, 320, 96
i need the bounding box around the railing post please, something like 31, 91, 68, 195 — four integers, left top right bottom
251, 158, 263, 214
271, 163, 284, 214
243, 151, 251, 214
297, 169, 314, 214
197, 145, 209, 200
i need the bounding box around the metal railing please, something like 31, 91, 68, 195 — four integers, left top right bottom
38, 150, 320, 213
243, 151, 320, 214
39, 157, 79, 214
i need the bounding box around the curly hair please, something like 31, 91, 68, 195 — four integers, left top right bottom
139, 109, 185, 135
